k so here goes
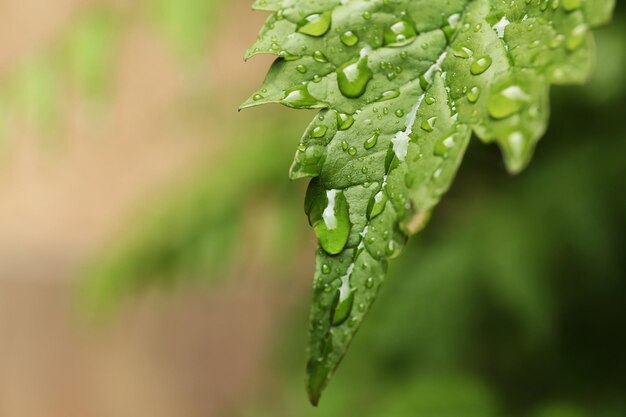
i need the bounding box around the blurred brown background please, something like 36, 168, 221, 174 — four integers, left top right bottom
0, 1, 291, 416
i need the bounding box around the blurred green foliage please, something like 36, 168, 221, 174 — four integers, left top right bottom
0, 0, 220, 137
80, 116, 308, 314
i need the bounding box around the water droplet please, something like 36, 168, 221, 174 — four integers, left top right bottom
383, 19, 417, 47
321, 263, 331, 274
340, 31, 359, 46
281, 84, 318, 107
467, 86, 481, 103
296, 64, 308, 73
306, 182, 352, 255
453, 46, 473, 59
337, 54, 373, 98
566, 24, 587, 51
297, 12, 332, 37
421, 116, 437, 132
331, 274, 354, 326
470, 56, 493, 75
365, 277, 374, 288
253, 94, 263, 101
378, 89, 400, 102
367, 188, 388, 219
312, 50, 328, 63
488, 85, 529, 119
434, 135, 456, 157
311, 126, 328, 138
337, 113, 355, 130
364, 132, 379, 150
562, 0, 582, 11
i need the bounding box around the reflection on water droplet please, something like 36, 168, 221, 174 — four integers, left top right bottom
297, 12, 332, 37
467, 86, 481, 103
331, 271, 354, 326
282, 84, 318, 107
337, 113, 355, 130
470, 56, 493, 75
384, 19, 417, 47
337, 53, 373, 98
364, 132, 379, 150
434, 135, 456, 157
340, 30, 359, 46
488, 85, 529, 119
306, 182, 352, 255
367, 188, 388, 219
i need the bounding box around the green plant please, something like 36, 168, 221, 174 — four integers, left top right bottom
242, 0, 615, 405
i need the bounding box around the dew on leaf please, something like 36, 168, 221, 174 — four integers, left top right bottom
309, 189, 352, 255
383, 19, 417, 47
488, 85, 529, 119
282, 84, 318, 107
297, 12, 332, 37
364, 132, 379, 150
471, 56, 493, 75
337, 112, 355, 130
340, 31, 359, 46
337, 53, 373, 98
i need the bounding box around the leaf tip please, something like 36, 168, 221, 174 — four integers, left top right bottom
306, 359, 331, 407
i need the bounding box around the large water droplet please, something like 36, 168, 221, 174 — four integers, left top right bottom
282, 84, 318, 107
297, 12, 332, 37
337, 53, 373, 98
384, 19, 417, 47
470, 56, 493, 75
488, 85, 529, 119
306, 181, 351, 255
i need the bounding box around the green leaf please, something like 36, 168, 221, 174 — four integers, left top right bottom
243, 0, 615, 405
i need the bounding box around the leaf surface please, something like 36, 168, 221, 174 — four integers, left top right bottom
243, 0, 614, 405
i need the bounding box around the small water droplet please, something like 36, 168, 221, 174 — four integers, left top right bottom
367, 188, 388, 219
378, 89, 400, 102
467, 86, 481, 103
312, 50, 328, 63
340, 30, 359, 46
337, 113, 355, 130
421, 116, 437, 132
364, 132, 379, 150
